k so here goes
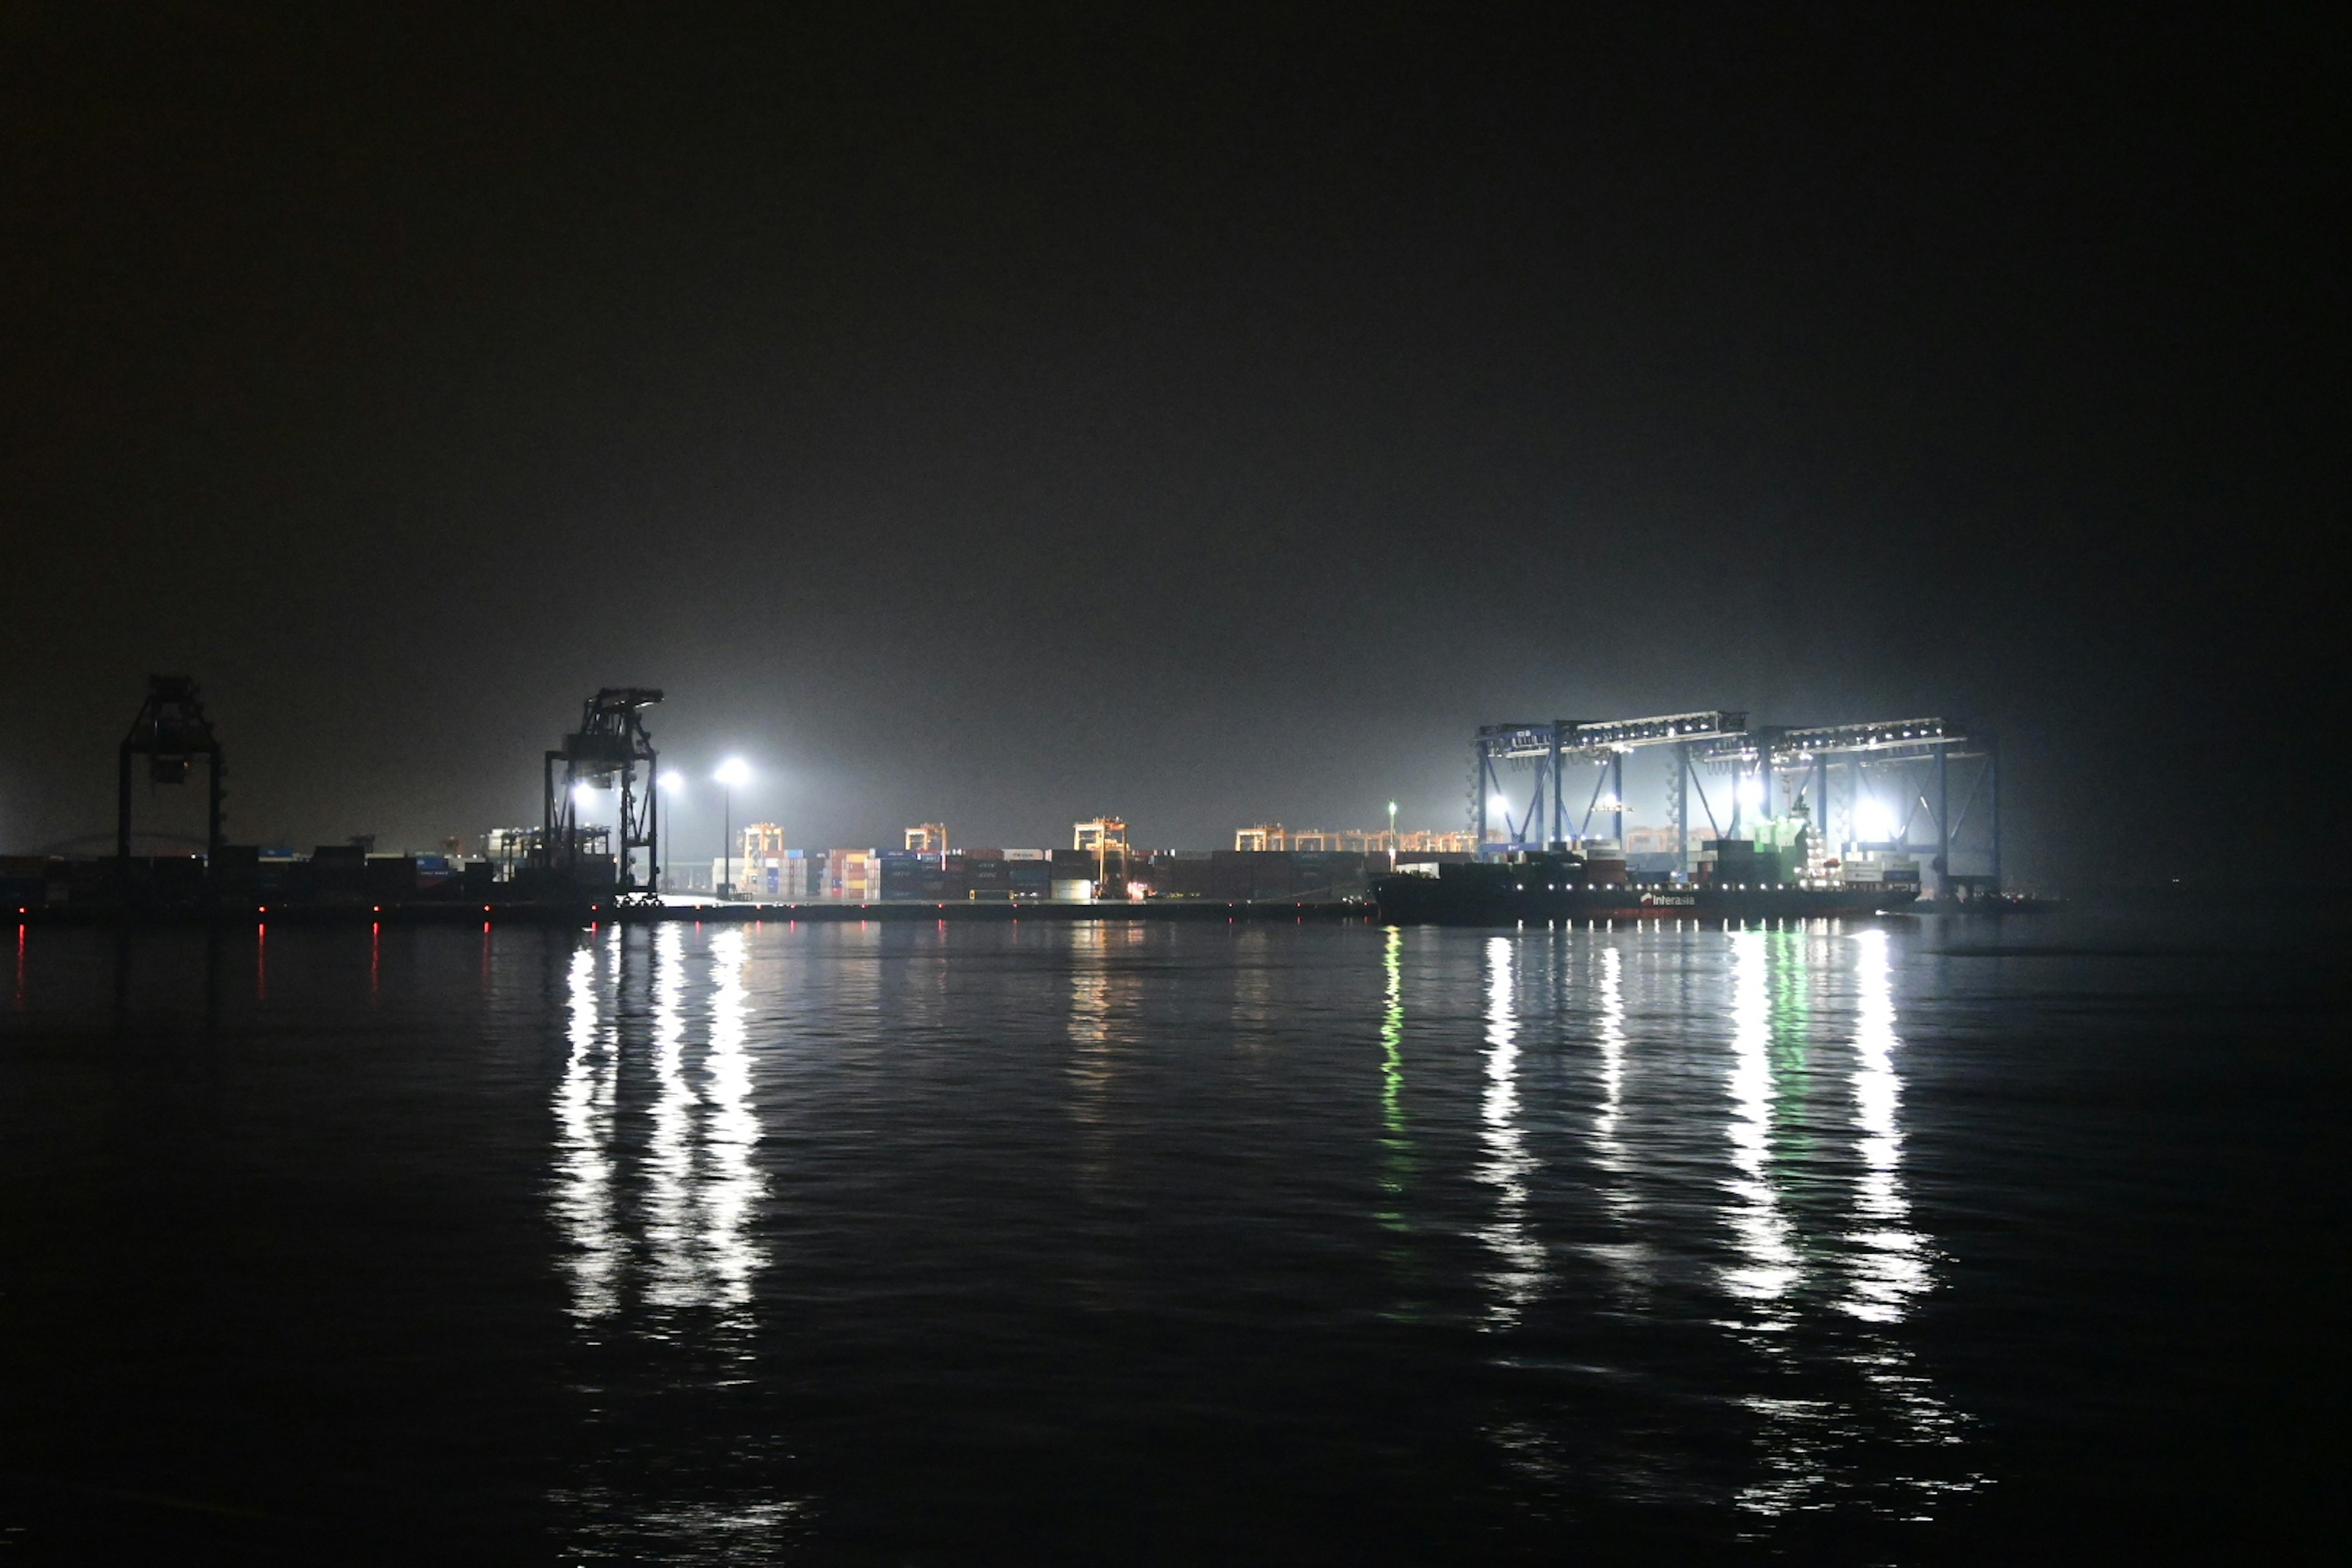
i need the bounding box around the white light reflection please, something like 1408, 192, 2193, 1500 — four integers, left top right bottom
1716, 925, 1981, 1525
1477, 937, 1543, 1327
1592, 944, 1631, 1215
548, 925, 787, 1561
554, 939, 621, 1322
644, 924, 766, 1317
1841, 927, 1928, 1322
1570, 936, 1657, 1317
554, 926, 767, 1327
1721, 931, 1798, 1314
645, 923, 706, 1308
699, 927, 763, 1313
1838, 927, 1979, 1509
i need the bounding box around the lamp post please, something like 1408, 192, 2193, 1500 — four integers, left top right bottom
657, 771, 684, 894
1387, 799, 1398, 866
714, 757, 750, 899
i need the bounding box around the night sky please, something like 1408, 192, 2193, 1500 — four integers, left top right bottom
3, 5, 2340, 883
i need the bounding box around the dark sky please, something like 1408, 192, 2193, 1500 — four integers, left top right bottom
3, 4, 2341, 883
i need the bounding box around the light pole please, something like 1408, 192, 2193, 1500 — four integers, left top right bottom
714, 757, 750, 899
657, 771, 684, 894
1387, 799, 1398, 866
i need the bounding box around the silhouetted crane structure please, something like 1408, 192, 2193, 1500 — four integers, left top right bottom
118, 676, 224, 863
541, 688, 664, 899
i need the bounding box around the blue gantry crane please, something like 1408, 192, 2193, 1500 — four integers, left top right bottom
1469, 710, 2000, 897
1471, 710, 1748, 853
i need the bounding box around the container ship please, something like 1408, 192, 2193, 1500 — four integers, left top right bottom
1371, 831, 1920, 925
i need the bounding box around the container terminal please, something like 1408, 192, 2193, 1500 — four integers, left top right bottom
2, 680, 2020, 927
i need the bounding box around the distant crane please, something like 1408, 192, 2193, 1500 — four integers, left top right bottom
118, 676, 225, 864
540, 688, 664, 899
1472, 712, 1748, 853
1469, 710, 1999, 896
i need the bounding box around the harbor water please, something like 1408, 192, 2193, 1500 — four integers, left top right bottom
1, 910, 2342, 1562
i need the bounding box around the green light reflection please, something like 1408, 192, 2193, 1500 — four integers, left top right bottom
1378, 926, 1415, 1221
1768, 929, 1822, 1210
1374, 927, 1427, 1322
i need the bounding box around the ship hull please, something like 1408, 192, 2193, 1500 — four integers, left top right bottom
1371, 876, 1918, 925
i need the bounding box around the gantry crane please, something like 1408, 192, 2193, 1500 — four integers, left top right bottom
118, 676, 225, 864
539, 688, 664, 898
1471, 709, 1999, 895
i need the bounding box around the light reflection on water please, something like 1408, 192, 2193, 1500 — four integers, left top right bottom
1582, 940, 1648, 1304
701, 928, 761, 1316
1477, 936, 1544, 1327
1068, 922, 1143, 1224
644, 922, 702, 1310
10, 910, 2329, 1559
554, 938, 619, 1322
1453, 919, 1983, 1530
549, 924, 788, 1559
534, 919, 1980, 1554
1844, 926, 1928, 1324
1721, 929, 1801, 1317
1840, 927, 1978, 1515
1378, 926, 1413, 1221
